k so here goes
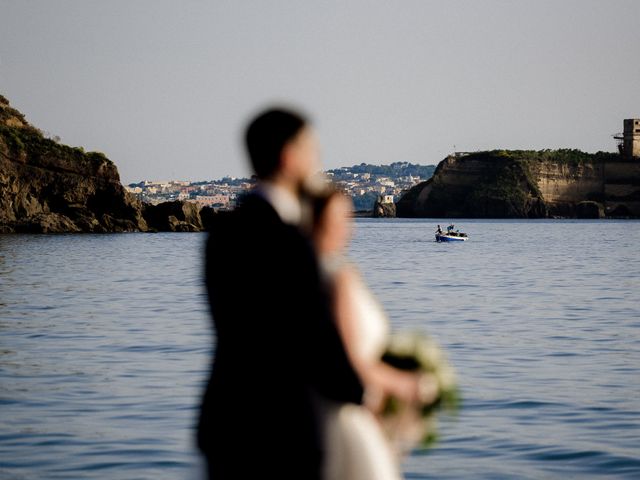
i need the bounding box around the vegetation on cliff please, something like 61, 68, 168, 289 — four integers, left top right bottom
327, 161, 435, 178
482, 149, 619, 165
460, 151, 545, 218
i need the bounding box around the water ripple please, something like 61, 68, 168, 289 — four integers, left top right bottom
1, 222, 640, 479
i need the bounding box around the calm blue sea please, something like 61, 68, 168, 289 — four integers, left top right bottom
1, 219, 639, 479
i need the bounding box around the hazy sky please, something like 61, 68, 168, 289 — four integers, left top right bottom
1, 1, 639, 183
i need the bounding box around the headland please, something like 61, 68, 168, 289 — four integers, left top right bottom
396, 149, 640, 219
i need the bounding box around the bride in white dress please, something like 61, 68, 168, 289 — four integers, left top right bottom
311, 190, 438, 480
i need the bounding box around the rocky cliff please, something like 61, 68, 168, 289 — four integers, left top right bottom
0, 96, 216, 233
396, 150, 640, 219
0, 95, 151, 233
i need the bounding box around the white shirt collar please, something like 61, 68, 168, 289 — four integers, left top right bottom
255, 182, 303, 226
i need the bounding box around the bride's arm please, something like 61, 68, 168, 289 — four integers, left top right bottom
332, 267, 438, 410
360, 361, 438, 414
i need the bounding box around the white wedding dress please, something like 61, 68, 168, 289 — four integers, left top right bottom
321, 259, 403, 480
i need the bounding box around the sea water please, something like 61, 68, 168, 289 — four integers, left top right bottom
1, 219, 639, 479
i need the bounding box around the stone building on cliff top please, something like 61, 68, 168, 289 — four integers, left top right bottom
614, 119, 640, 159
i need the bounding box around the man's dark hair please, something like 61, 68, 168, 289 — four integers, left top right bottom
245, 108, 308, 179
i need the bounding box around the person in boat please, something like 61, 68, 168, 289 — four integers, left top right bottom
447, 224, 454, 233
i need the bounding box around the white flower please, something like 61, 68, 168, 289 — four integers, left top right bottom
381, 330, 460, 451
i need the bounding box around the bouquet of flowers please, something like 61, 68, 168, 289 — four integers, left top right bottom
379, 331, 459, 453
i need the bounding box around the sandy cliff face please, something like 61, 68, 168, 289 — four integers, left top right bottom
0, 96, 148, 233
533, 161, 605, 217
397, 150, 638, 218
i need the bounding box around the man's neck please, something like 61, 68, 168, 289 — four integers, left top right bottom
256, 180, 303, 226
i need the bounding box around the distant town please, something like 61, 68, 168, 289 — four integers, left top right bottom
126, 162, 436, 212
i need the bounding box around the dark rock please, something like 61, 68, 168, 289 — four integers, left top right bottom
607, 204, 632, 218
397, 154, 548, 218
373, 197, 396, 218
0, 97, 148, 233
143, 200, 203, 232
199, 206, 218, 231
14, 212, 82, 233
576, 201, 604, 219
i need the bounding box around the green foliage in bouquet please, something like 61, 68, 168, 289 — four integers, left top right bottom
380, 331, 460, 449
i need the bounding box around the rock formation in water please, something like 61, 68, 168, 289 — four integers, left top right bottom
396, 150, 640, 219
143, 200, 218, 232
0, 96, 216, 233
372, 195, 397, 218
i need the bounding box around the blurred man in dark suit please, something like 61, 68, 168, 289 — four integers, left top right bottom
198, 108, 363, 479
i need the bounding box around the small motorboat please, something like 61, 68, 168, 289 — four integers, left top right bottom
435, 232, 468, 242
435, 224, 468, 242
